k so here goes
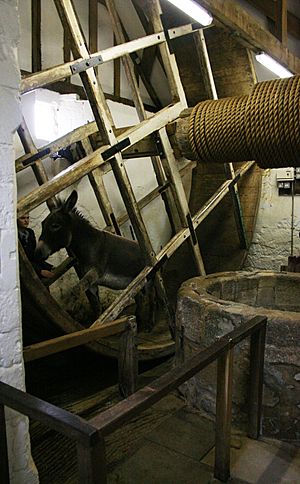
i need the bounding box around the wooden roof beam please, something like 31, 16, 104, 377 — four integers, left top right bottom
246, 0, 300, 41
193, 0, 300, 73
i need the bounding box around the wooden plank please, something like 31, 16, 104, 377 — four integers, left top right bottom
148, 0, 187, 104
248, 322, 267, 439
89, 316, 267, 434
158, 127, 206, 275
16, 121, 98, 171
0, 381, 99, 447
214, 348, 233, 482
89, 0, 98, 54
106, 0, 180, 236
89, 0, 98, 78
17, 101, 183, 216
23, 317, 129, 362
194, 29, 248, 250
77, 437, 107, 484
17, 117, 57, 210
81, 137, 120, 233
20, 29, 169, 94
247, 0, 300, 41
196, 0, 300, 73
54, 3, 171, 343
31, 0, 41, 72
118, 316, 138, 397
104, 0, 179, 329
0, 404, 10, 484
113, 35, 121, 97
131, 0, 166, 75
274, 0, 288, 46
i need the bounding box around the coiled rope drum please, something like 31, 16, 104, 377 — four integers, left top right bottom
187, 75, 300, 169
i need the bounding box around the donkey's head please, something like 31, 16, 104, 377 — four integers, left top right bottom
35, 190, 78, 261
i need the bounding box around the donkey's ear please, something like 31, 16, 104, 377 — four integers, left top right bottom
64, 190, 78, 212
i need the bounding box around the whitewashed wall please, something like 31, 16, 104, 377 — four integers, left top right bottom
0, 1, 38, 482
16, 0, 173, 313
245, 169, 300, 271
244, 60, 300, 271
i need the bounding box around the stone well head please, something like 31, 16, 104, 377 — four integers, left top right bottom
176, 270, 300, 441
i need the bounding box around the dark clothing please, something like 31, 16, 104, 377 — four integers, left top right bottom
18, 227, 53, 277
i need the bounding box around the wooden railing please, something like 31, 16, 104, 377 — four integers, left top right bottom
0, 315, 267, 483
23, 315, 138, 397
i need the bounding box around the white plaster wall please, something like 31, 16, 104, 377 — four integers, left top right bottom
18, 0, 170, 106
15, 88, 172, 312
245, 62, 300, 271
245, 170, 300, 271
0, 1, 38, 482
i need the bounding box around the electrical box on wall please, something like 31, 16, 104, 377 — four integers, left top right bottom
276, 168, 299, 195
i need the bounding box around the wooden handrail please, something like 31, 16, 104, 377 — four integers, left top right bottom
89, 315, 267, 434
23, 316, 130, 361
0, 380, 99, 446
0, 315, 267, 483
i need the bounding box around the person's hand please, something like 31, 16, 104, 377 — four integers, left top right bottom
40, 269, 55, 279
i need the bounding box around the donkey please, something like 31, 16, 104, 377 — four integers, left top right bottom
35, 190, 154, 328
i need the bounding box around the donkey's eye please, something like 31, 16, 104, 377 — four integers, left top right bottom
51, 223, 61, 231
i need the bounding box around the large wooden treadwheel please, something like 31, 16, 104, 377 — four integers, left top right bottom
17, 1, 262, 362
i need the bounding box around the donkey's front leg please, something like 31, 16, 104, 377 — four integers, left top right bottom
71, 268, 102, 317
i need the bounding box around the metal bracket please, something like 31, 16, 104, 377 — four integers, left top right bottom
70, 55, 103, 75
186, 214, 198, 245
23, 148, 51, 166
146, 254, 168, 281
102, 138, 131, 161
154, 133, 165, 158
160, 14, 174, 54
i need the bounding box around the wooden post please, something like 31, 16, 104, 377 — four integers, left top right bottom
118, 316, 138, 397
31, 0, 41, 72
214, 348, 233, 482
194, 28, 248, 250
274, 0, 288, 46
0, 404, 10, 484
81, 137, 121, 234
175, 322, 185, 367
248, 323, 267, 439
113, 34, 121, 97
77, 434, 107, 484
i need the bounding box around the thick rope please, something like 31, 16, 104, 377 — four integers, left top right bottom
188, 75, 300, 168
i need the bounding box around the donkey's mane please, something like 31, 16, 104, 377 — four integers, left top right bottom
57, 197, 96, 230
71, 207, 96, 230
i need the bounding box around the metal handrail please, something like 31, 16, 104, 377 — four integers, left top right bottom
0, 315, 267, 483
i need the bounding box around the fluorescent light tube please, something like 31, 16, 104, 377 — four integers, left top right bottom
166, 0, 213, 27
255, 53, 293, 78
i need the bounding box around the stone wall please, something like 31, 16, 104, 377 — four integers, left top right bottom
176, 271, 300, 441
0, 1, 38, 482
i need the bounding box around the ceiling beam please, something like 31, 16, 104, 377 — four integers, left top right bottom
274, 0, 288, 46
194, 0, 300, 74
246, 0, 300, 40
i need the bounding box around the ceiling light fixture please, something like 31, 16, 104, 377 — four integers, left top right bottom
255, 52, 293, 78
166, 0, 213, 27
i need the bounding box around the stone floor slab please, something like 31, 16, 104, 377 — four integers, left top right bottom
145, 407, 215, 461
108, 440, 213, 484
202, 436, 300, 483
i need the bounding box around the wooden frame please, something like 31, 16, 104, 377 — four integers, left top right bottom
17, 0, 265, 358
0, 315, 267, 483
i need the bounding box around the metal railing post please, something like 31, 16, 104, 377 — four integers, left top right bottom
214, 347, 234, 482
77, 433, 107, 484
248, 322, 267, 439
